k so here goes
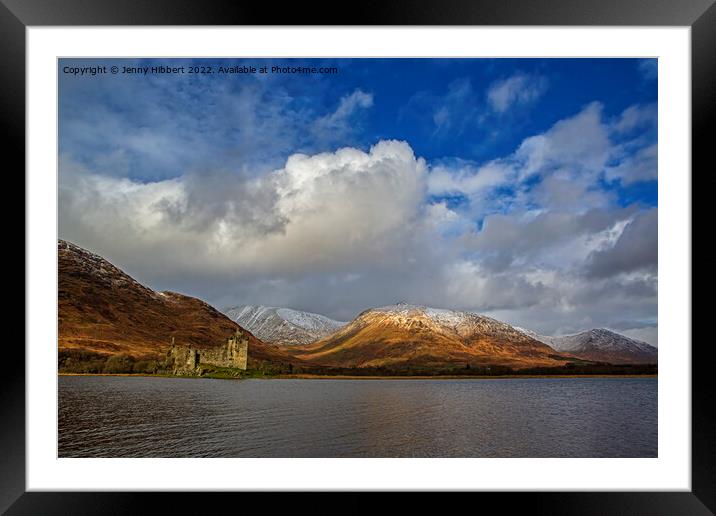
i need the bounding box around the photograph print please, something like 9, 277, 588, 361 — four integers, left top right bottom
58, 57, 658, 458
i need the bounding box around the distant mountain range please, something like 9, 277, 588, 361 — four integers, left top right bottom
227, 303, 657, 366
515, 327, 658, 364
224, 305, 345, 346
58, 240, 657, 372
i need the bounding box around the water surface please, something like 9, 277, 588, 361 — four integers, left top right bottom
58, 376, 657, 457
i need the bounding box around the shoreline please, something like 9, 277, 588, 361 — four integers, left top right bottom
275, 374, 657, 380
58, 372, 657, 380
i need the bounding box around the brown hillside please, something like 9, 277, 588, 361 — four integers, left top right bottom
58, 239, 293, 365
290, 304, 573, 370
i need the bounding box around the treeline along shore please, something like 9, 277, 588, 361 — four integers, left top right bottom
59, 348, 657, 380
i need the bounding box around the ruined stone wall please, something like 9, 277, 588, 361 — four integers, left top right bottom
166, 331, 248, 374
200, 333, 248, 370
167, 345, 200, 375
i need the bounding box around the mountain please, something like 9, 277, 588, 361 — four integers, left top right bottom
58, 240, 292, 365
290, 303, 572, 370
224, 305, 346, 346
57, 239, 656, 373
517, 327, 658, 364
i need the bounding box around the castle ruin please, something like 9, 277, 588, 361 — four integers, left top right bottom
167, 330, 248, 375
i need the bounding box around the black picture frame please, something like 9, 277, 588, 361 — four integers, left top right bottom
5, 0, 714, 513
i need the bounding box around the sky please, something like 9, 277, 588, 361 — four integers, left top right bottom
58, 58, 658, 344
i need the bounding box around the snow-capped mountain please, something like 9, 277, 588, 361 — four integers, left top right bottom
516, 327, 658, 364
291, 303, 570, 369
224, 305, 346, 346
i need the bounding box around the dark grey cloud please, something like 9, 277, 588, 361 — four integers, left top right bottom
170, 168, 288, 236
466, 206, 638, 272
585, 209, 657, 278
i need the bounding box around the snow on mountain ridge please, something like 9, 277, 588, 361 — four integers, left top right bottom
225, 300, 656, 363
515, 326, 657, 363
224, 305, 346, 346
275, 308, 344, 332
368, 304, 656, 364
372, 303, 500, 325
298, 302, 567, 369
364, 303, 528, 339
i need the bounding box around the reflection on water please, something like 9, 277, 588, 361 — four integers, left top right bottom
58, 376, 657, 457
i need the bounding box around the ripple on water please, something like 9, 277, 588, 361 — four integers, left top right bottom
58, 376, 657, 458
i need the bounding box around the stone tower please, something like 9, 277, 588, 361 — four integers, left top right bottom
226, 330, 249, 370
